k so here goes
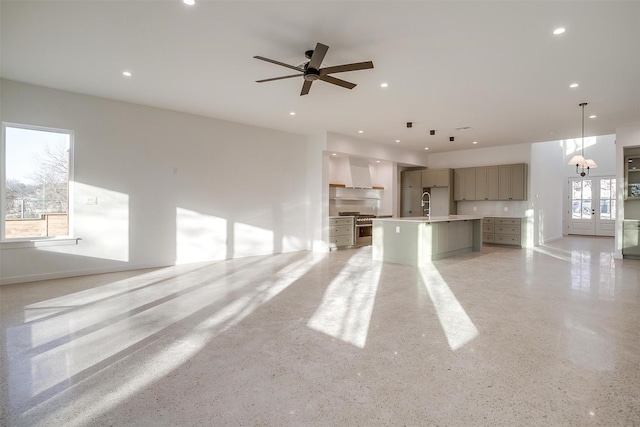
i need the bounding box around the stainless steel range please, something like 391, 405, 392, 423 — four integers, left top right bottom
340, 212, 375, 247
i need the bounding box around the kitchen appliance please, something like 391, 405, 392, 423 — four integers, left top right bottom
355, 215, 375, 247
340, 212, 375, 247
254, 42, 374, 96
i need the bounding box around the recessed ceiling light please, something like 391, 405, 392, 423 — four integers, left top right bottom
376, 160, 381, 163
473, 141, 478, 144
380, 83, 388, 88
289, 112, 295, 116
553, 27, 566, 35
424, 147, 429, 150
358, 130, 364, 134
332, 153, 337, 156
570, 83, 579, 88
589, 115, 597, 119
122, 71, 132, 77
183, 0, 195, 5
395, 139, 400, 143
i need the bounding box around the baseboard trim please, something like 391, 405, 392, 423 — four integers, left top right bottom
0, 261, 175, 286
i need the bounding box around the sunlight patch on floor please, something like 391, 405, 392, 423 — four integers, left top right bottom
14, 253, 324, 424
419, 265, 478, 351
307, 249, 381, 348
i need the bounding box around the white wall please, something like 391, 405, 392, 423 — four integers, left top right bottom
326, 132, 428, 166
562, 134, 616, 177
370, 161, 395, 216
530, 140, 565, 244
1, 79, 312, 284
427, 143, 531, 169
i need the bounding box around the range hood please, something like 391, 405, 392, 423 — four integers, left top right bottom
347, 157, 372, 189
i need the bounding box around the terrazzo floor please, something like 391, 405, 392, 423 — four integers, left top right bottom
1, 236, 639, 426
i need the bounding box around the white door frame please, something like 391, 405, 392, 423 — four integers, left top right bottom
566, 176, 616, 237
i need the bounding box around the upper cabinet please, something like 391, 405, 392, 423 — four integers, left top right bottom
454, 163, 527, 201
422, 168, 451, 188
475, 166, 499, 201
499, 163, 526, 200
453, 168, 477, 201
401, 169, 423, 189
626, 156, 640, 199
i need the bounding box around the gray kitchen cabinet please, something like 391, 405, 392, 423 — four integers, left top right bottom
623, 220, 640, 257
435, 220, 474, 255
401, 187, 422, 217
328, 217, 354, 249
485, 166, 500, 200
498, 164, 526, 200
422, 168, 451, 188
401, 169, 423, 189
402, 169, 428, 217
454, 168, 476, 201
474, 166, 501, 201
483, 217, 525, 247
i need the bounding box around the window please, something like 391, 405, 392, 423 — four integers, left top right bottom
2, 123, 74, 240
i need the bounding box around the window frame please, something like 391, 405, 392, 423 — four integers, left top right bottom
1, 122, 75, 243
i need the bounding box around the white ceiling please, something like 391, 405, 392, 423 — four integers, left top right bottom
1, 1, 639, 154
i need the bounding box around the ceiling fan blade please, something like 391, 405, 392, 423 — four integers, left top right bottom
320, 61, 374, 75
300, 80, 313, 96
253, 56, 304, 72
319, 75, 356, 90
256, 74, 302, 83
307, 43, 329, 70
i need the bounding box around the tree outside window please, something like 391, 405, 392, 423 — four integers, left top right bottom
2, 124, 73, 239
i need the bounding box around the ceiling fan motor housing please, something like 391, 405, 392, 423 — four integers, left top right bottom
304, 68, 320, 81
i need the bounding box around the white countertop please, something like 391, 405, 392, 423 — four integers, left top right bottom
372, 215, 483, 223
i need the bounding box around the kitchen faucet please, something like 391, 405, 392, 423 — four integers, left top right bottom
421, 191, 431, 218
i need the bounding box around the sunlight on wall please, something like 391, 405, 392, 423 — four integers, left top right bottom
234, 222, 274, 257
524, 209, 534, 248
176, 207, 227, 263
564, 137, 596, 156
419, 265, 478, 350
307, 249, 382, 348
60, 182, 129, 261
13, 252, 324, 422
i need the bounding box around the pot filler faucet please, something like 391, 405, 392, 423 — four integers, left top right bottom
421, 191, 431, 218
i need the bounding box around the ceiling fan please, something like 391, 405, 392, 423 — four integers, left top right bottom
254, 42, 374, 96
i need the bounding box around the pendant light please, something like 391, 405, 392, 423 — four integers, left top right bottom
568, 102, 598, 177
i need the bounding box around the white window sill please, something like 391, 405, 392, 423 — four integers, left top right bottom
1, 237, 81, 249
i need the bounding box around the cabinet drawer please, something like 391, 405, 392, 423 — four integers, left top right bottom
329, 235, 353, 247
482, 217, 495, 225
495, 218, 521, 225
482, 224, 494, 233
495, 234, 520, 245
329, 217, 354, 226
495, 225, 520, 235
329, 225, 353, 236
483, 233, 495, 243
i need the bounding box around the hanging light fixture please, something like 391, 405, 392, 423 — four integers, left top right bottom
568, 102, 598, 177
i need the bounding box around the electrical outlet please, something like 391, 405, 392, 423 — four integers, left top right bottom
504, 206, 508, 212
85, 196, 98, 205
396, 226, 400, 233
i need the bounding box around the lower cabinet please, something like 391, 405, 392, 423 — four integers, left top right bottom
623, 220, 640, 257
482, 217, 525, 247
436, 220, 473, 254
329, 217, 354, 250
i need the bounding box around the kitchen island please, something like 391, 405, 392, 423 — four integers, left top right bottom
372, 215, 483, 266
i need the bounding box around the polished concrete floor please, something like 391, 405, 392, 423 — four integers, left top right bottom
1, 236, 639, 426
